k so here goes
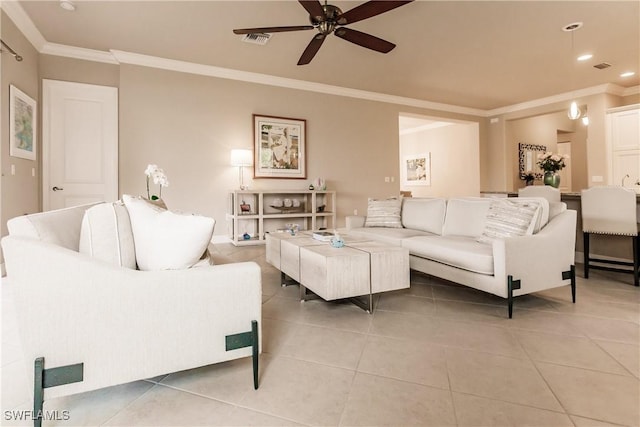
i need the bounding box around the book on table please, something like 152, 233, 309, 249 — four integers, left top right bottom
312, 231, 334, 241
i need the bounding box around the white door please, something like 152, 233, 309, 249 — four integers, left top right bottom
43, 80, 118, 210
557, 141, 572, 192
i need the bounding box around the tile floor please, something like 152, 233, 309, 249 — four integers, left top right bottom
1, 243, 639, 426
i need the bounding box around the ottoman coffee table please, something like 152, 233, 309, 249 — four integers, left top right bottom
299, 240, 409, 313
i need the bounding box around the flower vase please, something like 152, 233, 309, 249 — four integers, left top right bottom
543, 171, 561, 188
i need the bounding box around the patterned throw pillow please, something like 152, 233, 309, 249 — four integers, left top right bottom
479, 199, 541, 241
364, 197, 403, 228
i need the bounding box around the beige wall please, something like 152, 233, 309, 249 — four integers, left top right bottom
1, 11, 39, 266
506, 110, 588, 191
400, 122, 479, 197
489, 92, 632, 192
118, 64, 483, 235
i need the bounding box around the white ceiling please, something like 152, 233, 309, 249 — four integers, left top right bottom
11, 1, 640, 111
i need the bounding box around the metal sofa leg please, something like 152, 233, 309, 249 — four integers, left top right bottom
33, 357, 84, 427
507, 275, 521, 319
225, 320, 260, 390
563, 265, 576, 303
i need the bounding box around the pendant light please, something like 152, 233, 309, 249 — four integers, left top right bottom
563, 22, 583, 120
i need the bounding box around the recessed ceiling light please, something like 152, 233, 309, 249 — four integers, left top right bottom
59, 0, 75, 11
620, 71, 636, 78
577, 54, 593, 61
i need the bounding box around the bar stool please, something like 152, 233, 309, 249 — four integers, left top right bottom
581, 186, 639, 286
518, 186, 561, 203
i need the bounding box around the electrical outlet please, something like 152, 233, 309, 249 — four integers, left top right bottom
11, 165, 15, 175
354, 209, 358, 216
32, 168, 35, 177
391, 176, 395, 182
384, 177, 390, 183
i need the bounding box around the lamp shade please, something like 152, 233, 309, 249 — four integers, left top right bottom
230, 149, 253, 166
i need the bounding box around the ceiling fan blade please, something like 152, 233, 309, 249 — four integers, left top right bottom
336, 0, 414, 25
233, 26, 313, 35
298, 0, 325, 21
298, 34, 326, 65
334, 27, 395, 53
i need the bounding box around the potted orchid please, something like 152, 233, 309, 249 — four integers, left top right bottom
537, 152, 568, 188
145, 164, 169, 200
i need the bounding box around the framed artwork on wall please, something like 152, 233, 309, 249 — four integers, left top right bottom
402, 153, 431, 186
254, 114, 306, 179
9, 85, 37, 161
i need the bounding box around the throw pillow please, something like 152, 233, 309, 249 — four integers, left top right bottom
479, 199, 541, 242
122, 195, 215, 271
79, 201, 137, 269
364, 197, 403, 228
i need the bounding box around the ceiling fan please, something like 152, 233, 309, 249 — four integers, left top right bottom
233, 0, 414, 65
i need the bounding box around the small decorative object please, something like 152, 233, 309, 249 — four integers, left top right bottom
309, 184, 315, 190
285, 223, 299, 236
243, 232, 251, 240
330, 231, 344, 248
254, 114, 306, 179
523, 171, 535, 186
144, 164, 169, 200
284, 198, 293, 207
9, 85, 37, 161
240, 201, 251, 213
537, 151, 568, 189
292, 199, 300, 207
315, 178, 326, 190
317, 204, 326, 213
272, 198, 283, 207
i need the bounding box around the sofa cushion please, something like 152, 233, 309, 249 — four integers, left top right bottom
401, 198, 446, 235
364, 197, 402, 228
479, 198, 543, 241
6, 203, 101, 251
348, 227, 432, 246
442, 198, 491, 237
79, 202, 137, 269
122, 195, 215, 271
403, 235, 494, 275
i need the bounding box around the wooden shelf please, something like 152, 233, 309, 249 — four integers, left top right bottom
227, 190, 336, 246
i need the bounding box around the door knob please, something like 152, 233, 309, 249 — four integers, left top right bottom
52, 186, 64, 191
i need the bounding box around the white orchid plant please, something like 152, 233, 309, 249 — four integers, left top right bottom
144, 164, 169, 200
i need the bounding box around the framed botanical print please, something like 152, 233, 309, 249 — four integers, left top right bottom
9, 85, 37, 161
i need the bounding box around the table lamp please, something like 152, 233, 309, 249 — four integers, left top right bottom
230, 149, 252, 190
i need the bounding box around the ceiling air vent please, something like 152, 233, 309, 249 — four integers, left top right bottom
241, 33, 271, 45
593, 62, 612, 70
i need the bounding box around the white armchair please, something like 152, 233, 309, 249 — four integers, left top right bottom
2, 203, 262, 426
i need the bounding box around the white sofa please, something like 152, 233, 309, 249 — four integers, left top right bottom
347, 196, 577, 317
1, 202, 262, 421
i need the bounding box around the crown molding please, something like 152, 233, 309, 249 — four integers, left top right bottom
42, 42, 119, 65
1, 0, 46, 50
110, 50, 485, 117
485, 83, 637, 117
